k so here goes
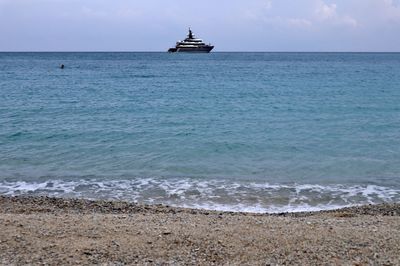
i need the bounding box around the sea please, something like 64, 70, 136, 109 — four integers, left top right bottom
1, 52, 400, 213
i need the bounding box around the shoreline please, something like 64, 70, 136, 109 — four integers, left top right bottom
1, 195, 399, 264
1, 195, 400, 216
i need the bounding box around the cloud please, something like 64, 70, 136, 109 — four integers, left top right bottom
265, 0, 273, 9
287, 18, 313, 28
244, 0, 358, 29
316, 1, 337, 19
315, 0, 358, 27
257, 16, 313, 30
80, 6, 108, 19
382, 0, 400, 21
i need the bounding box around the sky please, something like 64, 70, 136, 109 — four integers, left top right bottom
1, 0, 400, 51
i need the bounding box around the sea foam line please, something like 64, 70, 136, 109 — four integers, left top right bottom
0, 178, 399, 213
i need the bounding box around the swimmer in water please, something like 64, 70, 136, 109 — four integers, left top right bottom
60, 64, 64, 69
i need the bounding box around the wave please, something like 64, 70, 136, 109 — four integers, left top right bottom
0, 177, 399, 213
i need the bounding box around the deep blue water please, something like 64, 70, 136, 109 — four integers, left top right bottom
1, 52, 400, 212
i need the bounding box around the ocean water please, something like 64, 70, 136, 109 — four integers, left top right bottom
1, 52, 400, 213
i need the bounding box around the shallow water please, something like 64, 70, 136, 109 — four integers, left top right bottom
1, 52, 400, 212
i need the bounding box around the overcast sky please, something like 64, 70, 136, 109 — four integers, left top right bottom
1, 0, 400, 51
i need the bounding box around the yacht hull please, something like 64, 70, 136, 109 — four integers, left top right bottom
168, 46, 214, 53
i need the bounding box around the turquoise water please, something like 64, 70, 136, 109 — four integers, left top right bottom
1, 52, 400, 212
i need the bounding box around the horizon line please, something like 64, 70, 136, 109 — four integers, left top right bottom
1, 51, 400, 53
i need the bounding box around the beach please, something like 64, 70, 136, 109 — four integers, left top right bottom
1, 196, 399, 265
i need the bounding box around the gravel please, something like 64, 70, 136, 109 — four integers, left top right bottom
1, 196, 399, 265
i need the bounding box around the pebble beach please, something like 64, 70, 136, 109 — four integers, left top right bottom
1, 196, 399, 265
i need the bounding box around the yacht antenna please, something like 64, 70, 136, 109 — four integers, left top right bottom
188, 28, 193, 39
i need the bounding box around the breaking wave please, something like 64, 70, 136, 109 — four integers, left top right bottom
1, 177, 399, 213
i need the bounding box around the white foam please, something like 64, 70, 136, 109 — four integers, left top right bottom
0, 177, 399, 213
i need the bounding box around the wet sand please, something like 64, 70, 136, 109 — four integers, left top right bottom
1, 196, 399, 265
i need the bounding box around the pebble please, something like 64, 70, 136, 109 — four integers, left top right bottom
0, 195, 399, 265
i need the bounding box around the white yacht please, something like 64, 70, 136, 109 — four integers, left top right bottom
168, 28, 214, 53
